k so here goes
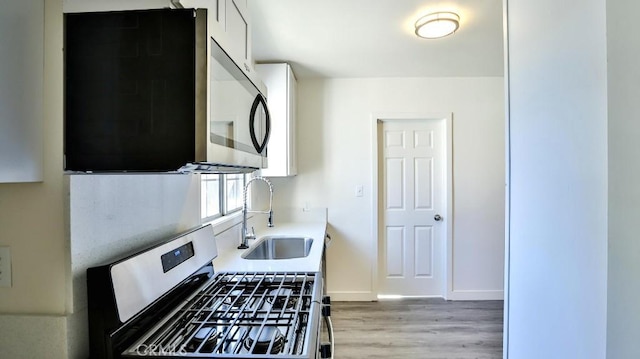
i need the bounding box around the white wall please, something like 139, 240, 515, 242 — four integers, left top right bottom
0, 0, 65, 314
268, 77, 505, 301
505, 0, 608, 357
0, 1, 68, 357
66, 174, 202, 357
606, 0, 640, 357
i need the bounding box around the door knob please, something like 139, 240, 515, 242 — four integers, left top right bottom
434, 214, 443, 221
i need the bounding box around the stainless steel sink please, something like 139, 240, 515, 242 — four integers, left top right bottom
242, 236, 314, 260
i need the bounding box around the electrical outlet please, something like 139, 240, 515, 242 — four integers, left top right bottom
0, 247, 12, 288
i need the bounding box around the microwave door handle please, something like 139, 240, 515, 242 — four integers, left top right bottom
263, 95, 271, 151
249, 94, 270, 154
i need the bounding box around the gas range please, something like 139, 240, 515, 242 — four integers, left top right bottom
87, 225, 332, 359
123, 272, 319, 357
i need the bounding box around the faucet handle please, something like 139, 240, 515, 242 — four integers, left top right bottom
246, 226, 256, 240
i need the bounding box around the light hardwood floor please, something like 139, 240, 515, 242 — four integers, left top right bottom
329, 299, 503, 359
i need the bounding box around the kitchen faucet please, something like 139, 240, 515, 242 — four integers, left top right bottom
239, 176, 274, 249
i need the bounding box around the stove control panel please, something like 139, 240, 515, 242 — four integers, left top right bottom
161, 241, 195, 273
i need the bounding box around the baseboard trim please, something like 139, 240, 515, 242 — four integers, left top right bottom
328, 290, 504, 301
447, 289, 504, 301
327, 291, 377, 301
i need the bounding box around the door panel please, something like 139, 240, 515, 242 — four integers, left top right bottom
385, 158, 405, 209
385, 227, 404, 277
415, 157, 433, 209
414, 226, 433, 277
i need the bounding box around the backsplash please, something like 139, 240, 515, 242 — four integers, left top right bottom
66, 173, 202, 357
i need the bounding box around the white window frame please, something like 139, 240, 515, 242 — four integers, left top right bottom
223, 173, 245, 215
201, 173, 248, 223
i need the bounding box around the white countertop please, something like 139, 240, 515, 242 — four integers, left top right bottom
212, 208, 327, 273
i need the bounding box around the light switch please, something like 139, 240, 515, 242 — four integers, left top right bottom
0, 247, 12, 288
355, 185, 364, 197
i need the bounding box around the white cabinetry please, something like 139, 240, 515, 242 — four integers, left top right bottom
0, 0, 44, 183
208, 0, 254, 78
225, 0, 252, 73
256, 63, 297, 177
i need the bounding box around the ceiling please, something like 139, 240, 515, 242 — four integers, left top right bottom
247, 0, 505, 79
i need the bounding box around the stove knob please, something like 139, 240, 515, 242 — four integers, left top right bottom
320, 343, 332, 358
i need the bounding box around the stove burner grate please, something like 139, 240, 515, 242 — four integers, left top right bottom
122, 272, 317, 357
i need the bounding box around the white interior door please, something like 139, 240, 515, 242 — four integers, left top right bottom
378, 119, 445, 297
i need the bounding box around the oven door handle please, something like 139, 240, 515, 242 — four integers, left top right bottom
323, 316, 334, 359
320, 296, 334, 359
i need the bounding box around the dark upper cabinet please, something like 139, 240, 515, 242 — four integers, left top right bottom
64, 9, 200, 172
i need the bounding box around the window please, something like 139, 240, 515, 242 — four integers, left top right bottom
224, 173, 244, 213
201, 173, 248, 222
201, 174, 221, 220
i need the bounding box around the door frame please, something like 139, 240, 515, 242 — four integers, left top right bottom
371, 112, 453, 299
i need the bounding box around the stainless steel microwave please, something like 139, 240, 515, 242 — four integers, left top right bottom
196, 35, 270, 172
64, 8, 269, 173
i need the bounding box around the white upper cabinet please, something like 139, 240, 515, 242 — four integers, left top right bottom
208, 0, 254, 78
225, 0, 252, 73
256, 63, 297, 177
0, 0, 44, 183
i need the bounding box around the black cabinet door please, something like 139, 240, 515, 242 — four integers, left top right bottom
64, 9, 196, 171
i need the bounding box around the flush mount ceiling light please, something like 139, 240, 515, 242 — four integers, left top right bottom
415, 12, 460, 39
